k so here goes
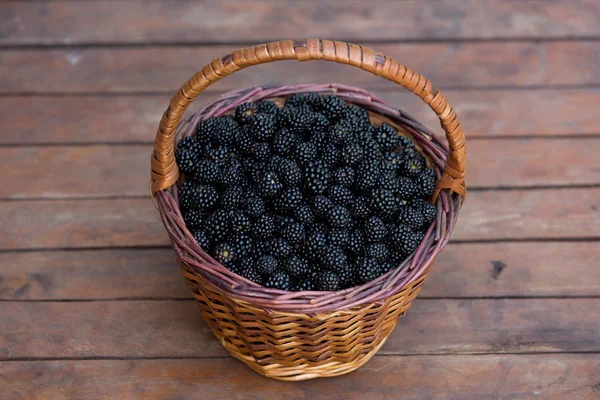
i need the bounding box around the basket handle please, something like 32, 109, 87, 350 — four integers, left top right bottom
151, 39, 466, 199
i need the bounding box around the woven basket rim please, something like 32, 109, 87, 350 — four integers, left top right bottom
156, 83, 463, 314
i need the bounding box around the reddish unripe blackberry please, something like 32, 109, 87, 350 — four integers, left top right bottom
317, 270, 341, 291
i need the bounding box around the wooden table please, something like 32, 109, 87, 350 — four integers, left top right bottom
1, 1, 600, 399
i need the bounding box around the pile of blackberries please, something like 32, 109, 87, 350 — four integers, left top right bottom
175, 93, 437, 291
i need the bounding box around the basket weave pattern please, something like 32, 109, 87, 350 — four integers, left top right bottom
151, 40, 466, 380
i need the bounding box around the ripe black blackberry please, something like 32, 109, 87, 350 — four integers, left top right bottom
397, 176, 417, 201
265, 271, 291, 291
214, 242, 236, 265
230, 234, 252, 258
312, 113, 330, 133
310, 130, 329, 151
276, 106, 293, 129
248, 113, 277, 141
269, 238, 292, 259
245, 196, 266, 218
251, 214, 276, 240
347, 229, 365, 255
206, 144, 231, 167
195, 118, 219, 143
411, 199, 437, 226
284, 255, 310, 279
336, 266, 354, 289
206, 209, 231, 242
304, 92, 324, 110
177, 136, 203, 157
230, 211, 252, 234
415, 168, 436, 198
175, 147, 199, 174
212, 115, 240, 145
249, 142, 271, 161
235, 102, 257, 124
280, 220, 305, 244
285, 93, 307, 108
374, 123, 400, 150
256, 170, 282, 198
332, 166, 355, 188
272, 129, 299, 156
295, 205, 315, 225
317, 270, 341, 291
288, 106, 317, 133
327, 228, 349, 248
193, 229, 211, 249
326, 205, 352, 228
321, 245, 348, 274
256, 99, 279, 114
366, 243, 390, 264
194, 160, 221, 184
353, 257, 382, 285
234, 129, 254, 155
328, 120, 353, 146
278, 158, 302, 187
328, 185, 354, 206
349, 196, 372, 220
291, 278, 316, 292
383, 150, 404, 173
346, 104, 371, 126
377, 171, 400, 193
304, 161, 330, 195
363, 216, 387, 243
322, 143, 340, 168
372, 188, 400, 218
179, 183, 219, 212
304, 230, 328, 260
321, 96, 347, 121
341, 143, 364, 166
255, 255, 278, 276
389, 223, 421, 254
356, 158, 381, 192
313, 195, 333, 217
273, 187, 303, 213
220, 186, 244, 210
184, 209, 205, 231
295, 142, 318, 166
240, 266, 262, 284
400, 205, 425, 230
401, 151, 425, 177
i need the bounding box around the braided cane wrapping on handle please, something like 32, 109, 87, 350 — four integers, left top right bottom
151, 39, 466, 198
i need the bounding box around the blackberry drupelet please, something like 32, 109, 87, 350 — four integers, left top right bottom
213, 115, 240, 145
291, 278, 316, 292
322, 143, 340, 168
195, 118, 220, 143
234, 129, 254, 155
175, 147, 199, 174
180, 183, 219, 212
401, 151, 425, 177
312, 113, 330, 132
285, 93, 307, 108
207, 144, 231, 166
312, 195, 333, 217
265, 271, 291, 290
356, 158, 381, 192
304, 230, 328, 260
328, 120, 353, 146
412, 199, 437, 226
304, 92, 324, 109
240, 267, 262, 284
397, 177, 417, 201
317, 271, 341, 291
220, 159, 244, 186
288, 106, 317, 133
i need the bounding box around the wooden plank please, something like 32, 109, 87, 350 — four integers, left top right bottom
1, 355, 600, 400
1, 42, 599, 94
1, 299, 598, 359
1, 188, 598, 250
2, 89, 599, 145
2, 0, 600, 45
1, 242, 599, 301
3, 139, 598, 199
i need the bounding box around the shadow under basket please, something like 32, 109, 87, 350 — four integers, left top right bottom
151, 40, 466, 381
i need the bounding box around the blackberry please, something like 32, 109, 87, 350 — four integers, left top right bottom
321, 96, 347, 121
401, 152, 425, 177
372, 188, 400, 218
389, 224, 421, 254
212, 115, 240, 145
374, 123, 400, 150
175, 147, 199, 174
195, 118, 220, 143
398, 177, 417, 201
349, 196, 372, 220
274, 187, 303, 213
322, 143, 340, 168
363, 216, 387, 243
278, 159, 302, 187
332, 166, 355, 188
273, 129, 299, 156
234, 129, 254, 154
311, 130, 329, 151
280, 221, 305, 244
249, 113, 277, 141
206, 210, 231, 242
285, 93, 307, 108
252, 240, 270, 259
383, 150, 404, 172
231, 234, 252, 258
317, 271, 341, 291
341, 143, 364, 166
321, 246, 348, 274
291, 278, 316, 292
304, 230, 328, 260
256, 171, 282, 197
366, 243, 390, 263
305, 92, 324, 109
328, 120, 353, 146
255, 255, 278, 276
181, 183, 219, 212
400, 136, 416, 151
178, 180, 197, 210
412, 199, 437, 226
328, 185, 354, 206
346, 104, 371, 126
265, 271, 291, 291
177, 136, 202, 153
380, 261, 396, 274
183, 209, 205, 231
235, 102, 257, 124
276, 106, 293, 128
400, 205, 425, 230
230, 211, 252, 234
207, 144, 231, 166
284, 255, 310, 279
327, 228, 349, 248
304, 161, 330, 194
240, 267, 261, 284
249, 142, 271, 161
194, 160, 221, 184
326, 205, 352, 228
312, 113, 330, 132
220, 186, 244, 210
245, 196, 266, 218
220, 159, 245, 186
213, 242, 236, 265
347, 229, 365, 255
415, 169, 436, 198
256, 99, 279, 114
288, 106, 317, 134
193, 229, 211, 249
251, 214, 276, 240
353, 257, 382, 284
377, 171, 400, 193
295, 142, 318, 166
269, 238, 292, 259
356, 158, 381, 192
227, 259, 243, 275
313, 195, 333, 217
295, 205, 314, 225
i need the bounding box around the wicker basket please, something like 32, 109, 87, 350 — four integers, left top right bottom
151, 39, 466, 381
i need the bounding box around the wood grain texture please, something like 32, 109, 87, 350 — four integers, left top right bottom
1, 189, 598, 250
2, 0, 600, 45
1, 355, 600, 400
3, 89, 599, 145
1, 242, 598, 301
1, 299, 598, 359
2, 42, 599, 94
4, 139, 598, 199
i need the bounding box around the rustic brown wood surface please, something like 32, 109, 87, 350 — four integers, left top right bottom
1, 1, 599, 398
